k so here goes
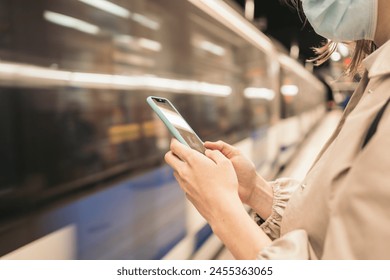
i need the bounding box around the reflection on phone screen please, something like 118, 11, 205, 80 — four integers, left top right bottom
152, 99, 206, 153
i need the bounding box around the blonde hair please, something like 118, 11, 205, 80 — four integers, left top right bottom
308, 40, 377, 75
280, 0, 377, 75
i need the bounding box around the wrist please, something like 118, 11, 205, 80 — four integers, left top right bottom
209, 196, 248, 238
210, 197, 271, 259
208, 194, 244, 227
246, 174, 273, 220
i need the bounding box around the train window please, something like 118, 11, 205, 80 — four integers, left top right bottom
236, 45, 274, 130
0, 0, 277, 213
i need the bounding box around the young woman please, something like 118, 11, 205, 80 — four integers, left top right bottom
165, 0, 390, 259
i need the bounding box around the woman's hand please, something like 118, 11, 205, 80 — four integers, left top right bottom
164, 139, 242, 225
204, 141, 273, 219
204, 141, 261, 203
165, 139, 272, 259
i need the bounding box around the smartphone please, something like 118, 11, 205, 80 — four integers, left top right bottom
147, 96, 206, 154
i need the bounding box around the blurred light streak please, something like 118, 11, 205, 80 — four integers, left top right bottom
199, 41, 225, 56
114, 35, 162, 52
44, 11, 100, 35
281, 85, 299, 96
244, 87, 275, 100
138, 38, 162, 52
132, 13, 160, 30
78, 0, 130, 18
0, 61, 231, 96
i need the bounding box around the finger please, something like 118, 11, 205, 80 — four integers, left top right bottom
204, 140, 238, 159
170, 138, 197, 163
205, 149, 230, 165
204, 141, 223, 149
165, 150, 185, 171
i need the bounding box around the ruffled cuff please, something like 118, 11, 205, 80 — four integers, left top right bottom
252, 178, 300, 240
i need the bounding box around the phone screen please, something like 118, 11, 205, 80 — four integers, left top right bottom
150, 97, 206, 153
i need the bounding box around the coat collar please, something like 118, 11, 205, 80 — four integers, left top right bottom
363, 39, 390, 78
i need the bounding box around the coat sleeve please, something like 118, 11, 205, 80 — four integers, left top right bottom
253, 178, 301, 240
255, 179, 319, 260
257, 111, 390, 259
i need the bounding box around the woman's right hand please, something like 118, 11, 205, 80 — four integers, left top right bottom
204, 141, 267, 205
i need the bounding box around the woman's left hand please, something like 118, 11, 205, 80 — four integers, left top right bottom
164, 139, 241, 225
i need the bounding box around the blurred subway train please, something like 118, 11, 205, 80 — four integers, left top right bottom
0, 0, 326, 259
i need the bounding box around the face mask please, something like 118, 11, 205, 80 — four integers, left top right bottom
301, 0, 378, 42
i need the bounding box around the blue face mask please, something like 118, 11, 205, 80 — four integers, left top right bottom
301, 0, 378, 42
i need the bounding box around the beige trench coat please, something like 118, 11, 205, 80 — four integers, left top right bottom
257, 40, 390, 259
